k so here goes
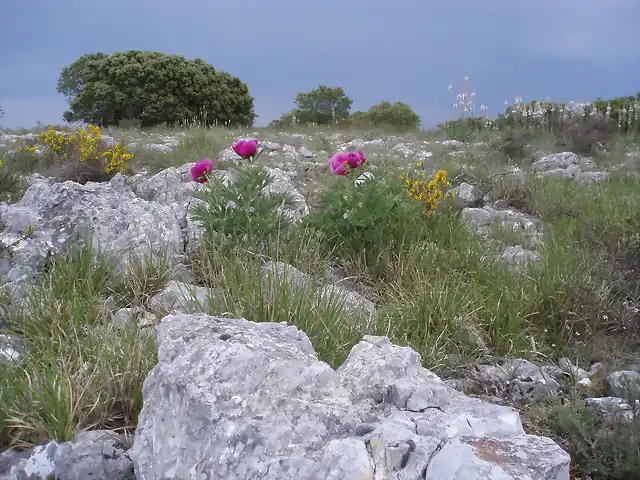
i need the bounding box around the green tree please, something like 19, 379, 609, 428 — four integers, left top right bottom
365, 101, 421, 129
268, 112, 295, 128
346, 111, 369, 126
57, 51, 256, 128
292, 85, 352, 125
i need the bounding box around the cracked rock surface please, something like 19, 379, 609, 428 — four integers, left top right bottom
129, 314, 570, 479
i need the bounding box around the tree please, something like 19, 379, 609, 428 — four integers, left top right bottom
341, 110, 370, 128
57, 51, 256, 128
292, 85, 352, 125
365, 101, 421, 129
268, 112, 295, 129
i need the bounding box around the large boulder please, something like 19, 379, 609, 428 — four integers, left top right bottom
0, 173, 184, 284
129, 314, 571, 479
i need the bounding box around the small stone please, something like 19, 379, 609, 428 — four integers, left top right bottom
452, 182, 483, 207
299, 146, 313, 158
148, 281, 213, 315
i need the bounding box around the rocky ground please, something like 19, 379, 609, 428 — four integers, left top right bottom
0, 125, 639, 479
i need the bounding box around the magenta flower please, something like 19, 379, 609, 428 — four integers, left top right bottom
330, 152, 351, 176
232, 139, 259, 159
191, 158, 214, 183
347, 151, 366, 168
330, 151, 367, 176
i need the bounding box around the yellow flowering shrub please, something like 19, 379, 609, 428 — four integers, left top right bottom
400, 165, 453, 215
15, 125, 131, 176
101, 142, 133, 174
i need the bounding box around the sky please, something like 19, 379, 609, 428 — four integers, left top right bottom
1, 0, 639, 129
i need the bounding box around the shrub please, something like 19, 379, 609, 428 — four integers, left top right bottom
0, 158, 23, 202
267, 113, 296, 129
14, 125, 132, 182
548, 402, 640, 479
554, 115, 615, 155
190, 164, 295, 251
348, 101, 422, 130
439, 117, 488, 141
401, 166, 453, 216
490, 127, 533, 161
305, 167, 426, 276
593, 92, 640, 134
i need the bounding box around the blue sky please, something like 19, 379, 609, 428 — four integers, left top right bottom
1, 0, 639, 129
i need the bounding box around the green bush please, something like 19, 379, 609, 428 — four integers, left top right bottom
305, 168, 426, 277
190, 165, 295, 251
439, 117, 488, 141
0, 165, 23, 203
348, 101, 421, 130
57, 51, 256, 128
549, 402, 640, 479
489, 127, 532, 161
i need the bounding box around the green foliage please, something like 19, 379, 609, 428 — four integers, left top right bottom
192, 246, 363, 368
126, 128, 224, 174
498, 94, 640, 135
347, 110, 370, 126
267, 112, 295, 129
489, 127, 533, 160
548, 403, 640, 479
110, 248, 173, 308
594, 92, 640, 133
351, 101, 421, 130
190, 165, 295, 250
292, 85, 353, 125
57, 51, 256, 128
439, 117, 488, 141
305, 169, 425, 275
0, 168, 23, 203
0, 242, 156, 447
438, 92, 640, 143
555, 114, 615, 155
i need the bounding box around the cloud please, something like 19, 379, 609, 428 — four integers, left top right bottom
0, 0, 638, 129
509, 0, 640, 60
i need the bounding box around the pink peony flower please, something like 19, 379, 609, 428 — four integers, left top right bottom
232, 139, 259, 158
191, 158, 214, 183
330, 151, 367, 175
330, 152, 351, 175
347, 151, 366, 168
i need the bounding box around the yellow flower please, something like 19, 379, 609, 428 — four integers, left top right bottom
102, 142, 132, 173
402, 168, 451, 215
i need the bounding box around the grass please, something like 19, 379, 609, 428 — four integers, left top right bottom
1, 119, 640, 478
524, 398, 640, 480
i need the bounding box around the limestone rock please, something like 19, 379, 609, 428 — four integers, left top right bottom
129, 315, 570, 479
